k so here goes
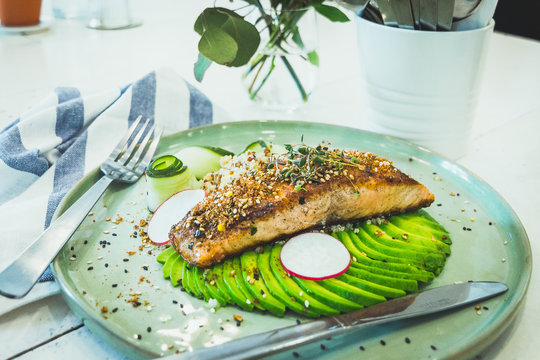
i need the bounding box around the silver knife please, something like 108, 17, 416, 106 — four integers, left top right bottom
164, 281, 507, 360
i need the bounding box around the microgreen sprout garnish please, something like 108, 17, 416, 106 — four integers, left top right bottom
272, 142, 365, 191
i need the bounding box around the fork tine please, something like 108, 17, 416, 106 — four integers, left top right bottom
109, 115, 143, 160
118, 117, 152, 165
127, 123, 157, 170
133, 126, 163, 174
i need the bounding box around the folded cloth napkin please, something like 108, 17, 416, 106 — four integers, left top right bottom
0, 68, 230, 281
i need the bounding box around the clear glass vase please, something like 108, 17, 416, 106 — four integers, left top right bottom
242, 7, 319, 111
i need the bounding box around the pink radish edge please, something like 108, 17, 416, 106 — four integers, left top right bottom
147, 188, 206, 245
280, 232, 351, 280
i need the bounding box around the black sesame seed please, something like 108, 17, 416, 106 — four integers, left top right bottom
112, 284, 118, 288
359, 345, 365, 351
123, 258, 129, 262
72, 254, 77, 258
437, 203, 442, 206
105, 263, 109, 268
380, 340, 386, 346
236, 321, 241, 327
405, 337, 411, 344
70, 246, 74, 251
220, 326, 224, 331
124, 269, 128, 273
292, 352, 299, 358
147, 326, 152, 333
84, 240, 88, 245
296, 319, 301, 325
483, 306, 489, 310
87, 266, 94, 271
172, 300, 178, 304
180, 303, 184, 308
142, 266, 148, 271
253, 273, 259, 280
112, 233, 117, 237
188, 241, 194, 249
137, 334, 142, 340
112, 307, 118, 313
320, 344, 326, 350
299, 197, 305, 205
431, 345, 437, 351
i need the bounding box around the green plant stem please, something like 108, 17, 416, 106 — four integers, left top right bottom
250, 56, 277, 100
248, 55, 269, 95
248, 3, 309, 102
280, 55, 308, 101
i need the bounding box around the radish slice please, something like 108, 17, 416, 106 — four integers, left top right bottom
147, 189, 205, 245
280, 232, 351, 280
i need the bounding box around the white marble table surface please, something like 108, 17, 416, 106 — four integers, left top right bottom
1, 1, 539, 359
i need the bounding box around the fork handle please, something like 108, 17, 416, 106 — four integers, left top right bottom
0, 175, 114, 299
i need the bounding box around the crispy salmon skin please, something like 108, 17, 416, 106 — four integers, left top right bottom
170, 145, 434, 267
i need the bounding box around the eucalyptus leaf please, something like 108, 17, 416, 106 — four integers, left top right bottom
219, 11, 260, 67
307, 51, 319, 66
194, 7, 229, 35
313, 4, 350, 22
198, 26, 238, 65
194, 53, 212, 82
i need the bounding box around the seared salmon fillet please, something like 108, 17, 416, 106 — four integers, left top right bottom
170, 145, 434, 267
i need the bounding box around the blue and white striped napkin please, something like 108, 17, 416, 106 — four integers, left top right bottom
0, 68, 230, 281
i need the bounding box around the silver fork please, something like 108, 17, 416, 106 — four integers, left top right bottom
0, 116, 163, 299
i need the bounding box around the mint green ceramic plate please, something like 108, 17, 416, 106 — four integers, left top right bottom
52, 121, 531, 359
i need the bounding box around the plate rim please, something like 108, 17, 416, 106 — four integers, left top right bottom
52, 120, 532, 359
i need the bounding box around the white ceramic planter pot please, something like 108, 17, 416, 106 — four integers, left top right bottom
355, 16, 494, 159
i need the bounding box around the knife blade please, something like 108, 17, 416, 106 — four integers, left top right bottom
164, 281, 507, 360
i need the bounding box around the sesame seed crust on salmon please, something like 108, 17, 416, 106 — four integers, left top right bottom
170, 145, 434, 267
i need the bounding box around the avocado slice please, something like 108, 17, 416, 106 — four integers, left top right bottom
378, 222, 451, 254
346, 266, 418, 292
389, 216, 452, 245
319, 278, 386, 306
363, 223, 447, 256
269, 246, 339, 316
169, 255, 184, 287
163, 253, 180, 280
337, 273, 406, 299
181, 261, 202, 298
240, 251, 286, 317
202, 267, 229, 306
207, 264, 234, 305
192, 266, 212, 301
293, 277, 363, 312
400, 210, 450, 233
156, 247, 176, 264
335, 231, 434, 276
357, 226, 444, 272
232, 257, 265, 311
347, 228, 414, 265
258, 246, 319, 317
350, 260, 434, 283
221, 259, 255, 311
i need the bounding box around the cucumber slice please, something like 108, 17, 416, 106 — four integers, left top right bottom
175, 146, 233, 179
145, 155, 200, 212
241, 140, 287, 155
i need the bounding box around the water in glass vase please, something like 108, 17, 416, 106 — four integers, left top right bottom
243, 7, 319, 111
